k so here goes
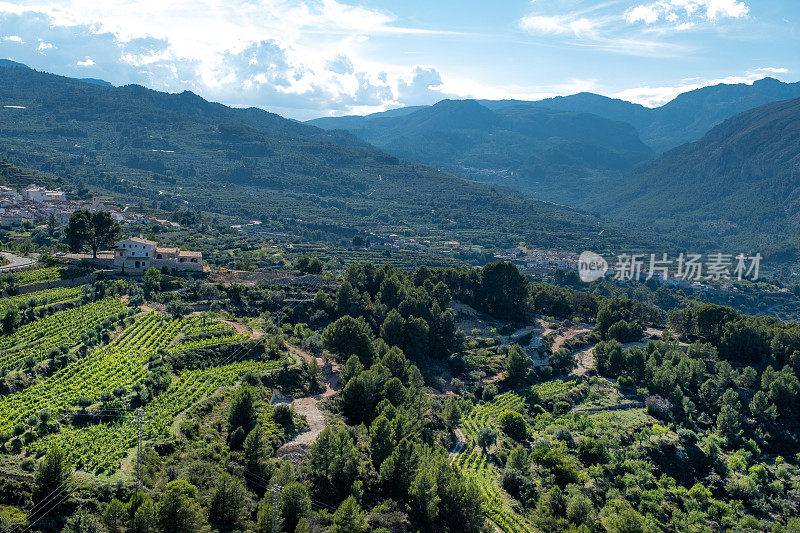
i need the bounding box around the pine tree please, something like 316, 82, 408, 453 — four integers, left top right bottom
505, 344, 529, 383
208, 473, 247, 529
32, 447, 71, 506
331, 496, 368, 533
369, 415, 394, 469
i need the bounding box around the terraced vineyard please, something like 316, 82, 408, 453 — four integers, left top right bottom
0, 311, 181, 432
11, 266, 85, 286
28, 359, 287, 473
457, 391, 536, 531
0, 286, 84, 313
452, 447, 532, 533
170, 331, 249, 353
0, 297, 128, 369
462, 392, 524, 439
531, 378, 577, 400
144, 359, 286, 438
181, 322, 228, 337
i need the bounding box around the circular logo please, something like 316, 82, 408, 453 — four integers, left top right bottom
578, 251, 608, 282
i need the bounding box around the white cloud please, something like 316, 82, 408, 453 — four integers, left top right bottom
755, 67, 788, 75
626, 5, 659, 24
520, 14, 596, 36
625, 0, 749, 27
520, 15, 570, 34
518, 2, 694, 57
3, 35, 23, 42
705, 0, 749, 20
0, 0, 471, 118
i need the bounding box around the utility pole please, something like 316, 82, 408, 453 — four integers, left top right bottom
270, 485, 283, 533
136, 408, 146, 490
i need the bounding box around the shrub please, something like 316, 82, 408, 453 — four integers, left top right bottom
678, 429, 699, 446
646, 395, 673, 420
498, 411, 528, 441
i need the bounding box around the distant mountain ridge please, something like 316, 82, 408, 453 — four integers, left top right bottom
0, 62, 629, 253
310, 77, 800, 153
596, 97, 800, 259
310, 98, 654, 204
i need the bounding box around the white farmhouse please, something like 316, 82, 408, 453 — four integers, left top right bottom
114, 237, 203, 274
114, 237, 156, 273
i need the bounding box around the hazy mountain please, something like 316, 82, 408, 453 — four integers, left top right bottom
597, 97, 800, 257
307, 105, 427, 130
0, 59, 30, 69
0, 63, 629, 252
78, 78, 114, 87
529, 78, 800, 151
311, 78, 800, 153
310, 99, 654, 204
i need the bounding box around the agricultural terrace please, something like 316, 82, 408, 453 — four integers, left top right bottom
0, 296, 127, 370
0, 305, 290, 475
28, 359, 287, 474
4, 266, 86, 287
0, 286, 83, 314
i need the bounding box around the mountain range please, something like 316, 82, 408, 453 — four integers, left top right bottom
0, 60, 625, 253
1, 59, 799, 272
598, 97, 800, 261
310, 99, 654, 204
310, 77, 800, 153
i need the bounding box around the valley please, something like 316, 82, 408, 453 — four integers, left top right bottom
0, 41, 798, 533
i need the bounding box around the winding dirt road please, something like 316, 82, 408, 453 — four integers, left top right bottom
275, 345, 341, 462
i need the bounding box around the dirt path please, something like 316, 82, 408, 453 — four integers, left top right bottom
222, 319, 264, 340
551, 325, 593, 352
449, 428, 466, 464
275, 398, 327, 463
573, 346, 595, 376
274, 344, 343, 462
286, 345, 340, 398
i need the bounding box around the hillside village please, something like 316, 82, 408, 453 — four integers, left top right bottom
0, 184, 181, 230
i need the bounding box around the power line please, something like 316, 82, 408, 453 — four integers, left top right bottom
270, 484, 282, 533
19, 479, 78, 533
242, 468, 337, 513
136, 407, 147, 490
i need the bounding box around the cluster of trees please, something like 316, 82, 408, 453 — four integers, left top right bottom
528, 280, 666, 347
319, 263, 461, 362
308, 336, 484, 530
65, 210, 122, 259
594, 330, 799, 452
295, 255, 323, 275
668, 303, 800, 366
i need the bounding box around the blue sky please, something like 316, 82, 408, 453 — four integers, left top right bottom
0, 0, 796, 119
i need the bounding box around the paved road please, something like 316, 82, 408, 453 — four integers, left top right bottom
0, 252, 35, 272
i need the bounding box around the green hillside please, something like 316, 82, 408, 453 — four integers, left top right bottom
597, 97, 800, 266
310, 99, 654, 205
0, 63, 630, 252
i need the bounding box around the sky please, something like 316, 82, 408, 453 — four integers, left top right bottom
0, 0, 797, 120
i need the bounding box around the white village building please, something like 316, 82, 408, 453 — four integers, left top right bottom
24, 185, 65, 203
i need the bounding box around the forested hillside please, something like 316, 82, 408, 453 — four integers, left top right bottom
311, 100, 653, 205
0, 62, 630, 252
596, 97, 800, 261
0, 259, 797, 532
